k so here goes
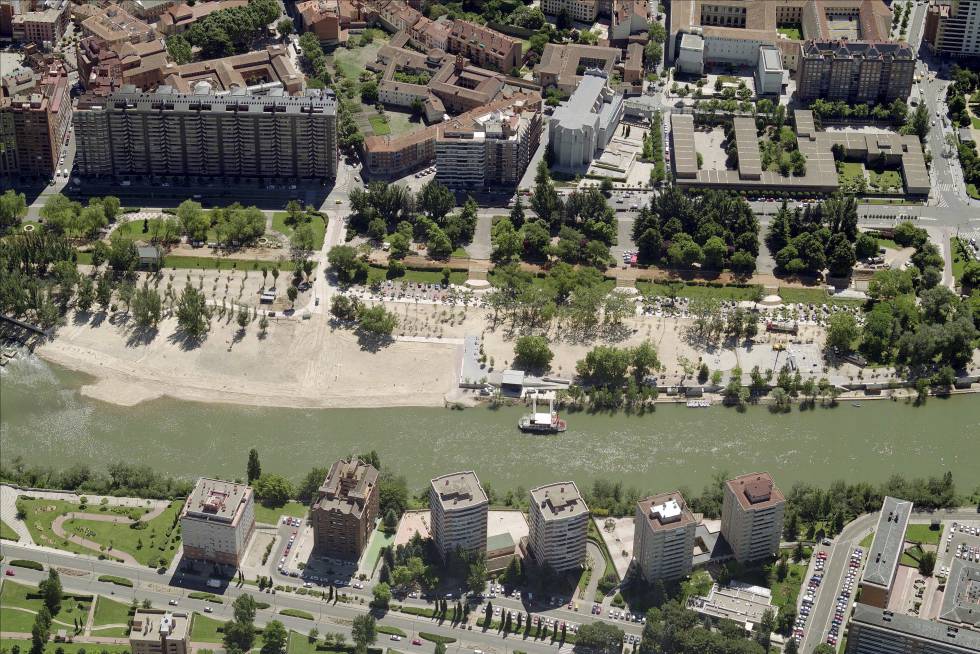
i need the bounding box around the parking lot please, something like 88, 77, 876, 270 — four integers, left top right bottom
272, 516, 359, 588
940, 520, 980, 574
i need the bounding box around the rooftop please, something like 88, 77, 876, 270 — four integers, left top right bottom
534, 42, 619, 88
852, 604, 980, 650
530, 482, 589, 521
182, 478, 252, 524
726, 472, 785, 511
431, 471, 488, 511
637, 492, 696, 532
130, 610, 189, 642
313, 458, 379, 519
940, 558, 980, 629
550, 72, 608, 130
861, 495, 913, 588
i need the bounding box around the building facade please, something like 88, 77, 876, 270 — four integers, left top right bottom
129, 611, 190, 654
429, 471, 488, 558
435, 101, 542, 189
541, 0, 599, 22
925, 0, 980, 57
10, 0, 70, 47
73, 85, 337, 181
446, 20, 522, 73
178, 478, 255, 566
846, 605, 980, 654
795, 40, 914, 104
721, 472, 785, 563
0, 60, 71, 178
633, 492, 696, 582
311, 458, 380, 560
527, 482, 590, 573
548, 71, 623, 170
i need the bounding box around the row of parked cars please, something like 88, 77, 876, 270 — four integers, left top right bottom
826, 547, 864, 649
793, 550, 827, 643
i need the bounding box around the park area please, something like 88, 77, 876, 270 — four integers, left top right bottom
15, 497, 183, 567
0, 581, 92, 634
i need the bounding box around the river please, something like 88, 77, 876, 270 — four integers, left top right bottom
1, 353, 978, 495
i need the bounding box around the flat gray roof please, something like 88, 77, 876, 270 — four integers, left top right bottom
861, 496, 913, 588
760, 46, 781, 72
940, 558, 980, 628
795, 110, 816, 139
183, 478, 252, 525
551, 73, 606, 131
530, 482, 589, 521
734, 116, 762, 179
851, 604, 980, 651
670, 113, 698, 177
431, 471, 488, 510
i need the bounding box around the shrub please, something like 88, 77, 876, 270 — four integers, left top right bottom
98, 575, 134, 587
9, 559, 43, 570
419, 633, 456, 645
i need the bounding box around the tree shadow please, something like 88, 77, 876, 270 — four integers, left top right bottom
167, 328, 206, 351
89, 311, 108, 328
125, 324, 159, 347
355, 330, 394, 352
73, 310, 92, 326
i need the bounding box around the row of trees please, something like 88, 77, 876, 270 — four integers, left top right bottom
946, 65, 978, 129
631, 187, 760, 273
39, 194, 120, 240
765, 194, 859, 277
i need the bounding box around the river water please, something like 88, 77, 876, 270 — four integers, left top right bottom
1, 354, 978, 495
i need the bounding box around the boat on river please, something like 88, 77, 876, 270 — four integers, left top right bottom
686, 398, 712, 408
519, 394, 566, 434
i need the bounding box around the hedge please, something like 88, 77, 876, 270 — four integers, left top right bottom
98, 575, 134, 587
280, 608, 315, 620
9, 559, 43, 570
376, 626, 406, 637
419, 633, 456, 645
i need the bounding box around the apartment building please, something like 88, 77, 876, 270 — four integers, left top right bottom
9, 0, 70, 46
795, 40, 915, 103
311, 458, 380, 560
123, 0, 176, 21
81, 4, 157, 47
533, 43, 620, 93
548, 71, 624, 170
924, 0, 980, 57
541, 0, 598, 23
73, 84, 337, 181
446, 20, 521, 73
435, 100, 542, 189
157, 0, 247, 35
129, 611, 190, 654
633, 492, 696, 582
0, 59, 71, 178
295, 0, 347, 45
429, 471, 489, 558
846, 605, 980, 654
527, 482, 590, 573
178, 478, 255, 566
721, 472, 785, 563
859, 495, 913, 608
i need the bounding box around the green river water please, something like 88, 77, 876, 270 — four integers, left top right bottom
1, 354, 978, 494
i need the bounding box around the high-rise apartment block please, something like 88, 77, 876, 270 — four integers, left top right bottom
73, 84, 337, 181
633, 492, 696, 582
527, 482, 590, 573
129, 611, 190, 654
924, 0, 980, 57
795, 40, 915, 104
179, 478, 255, 566
435, 102, 542, 190
311, 458, 380, 561
0, 59, 71, 178
721, 472, 785, 563
429, 471, 488, 558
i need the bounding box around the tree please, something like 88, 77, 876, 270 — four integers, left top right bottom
1, 189, 28, 234
107, 233, 138, 271
176, 284, 209, 339
260, 620, 287, 654
223, 617, 255, 652
328, 245, 368, 284
166, 34, 193, 64
247, 449, 261, 483
287, 286, 298, 307
357, 305, 398, 336
291, 223, 316, 252
784, 638, 799, 654
919, 550, 937, 576
177, 200, 209, 242
131, 284, 162, 328
418, 180, 455, 223
276, 17, 293, 39
903, 103, 931, 142
372, 582, 391, 608
513, 335, 553, 372
467, 555, 488, 595
491, 218, 522, 262
826, 313, 859, 355
575, 622, 624, 654
826, 232, 856, 277
855, 232, 878, 260
253, 473, 294, 507
39, 569, 62, 613
351, 615, 376, 653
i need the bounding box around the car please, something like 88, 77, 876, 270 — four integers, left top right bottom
204, 606, 213, 613
412, 640, 422, 646
168, 599, 179, 606
4, 570, 14, 576
390, 636, 401, 642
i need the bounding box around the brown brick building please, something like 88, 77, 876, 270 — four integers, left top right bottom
311, 458, 380, 560
795, 40, 914, 104
446, 20, 522, 73
0, 60, 71, 178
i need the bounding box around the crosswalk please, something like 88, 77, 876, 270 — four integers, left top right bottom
935, 182, 957, 207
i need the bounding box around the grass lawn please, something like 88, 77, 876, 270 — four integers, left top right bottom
332, 55, 365, 81
159, 255, 304, 272
361, 528, 395, 577
681, 570, 713, 601
867, 169, 903, 191
776, 25, 802, 40
873, 237, 901, 251
286, 632, 380, 654
972, 116, 980, 130
271, 213, 327, 250
839, 162, 865, 186
189, 613, 225, 643
254, 500, 308, 526
769, 558, 808, 613
859, 532, 874, 548
952, 237, 971, 286
905, 524, 942, 545
17, 497, 183, 567
637, 282, 762, 301
1, 519, 19, 541
367, 264, 468, 285
0, 581, 91, 632
368, 115, 391, 136
587, 520, 617, 581
1, 640, 131, 654
376, 626, 406, 637
968, 183, 980, 200
450, 246, 469, 259
901, 545, 924, 567
777, 287, 865, 307
114, 218, 169, 239
92, 596, 132, 628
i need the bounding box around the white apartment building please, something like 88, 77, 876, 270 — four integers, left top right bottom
633, 492, 696, 582
721, 472, 785, 563
429, 471, 489, 558
528, 482, 590, 573
540, 0, 599, 23
179, 478, 255, 567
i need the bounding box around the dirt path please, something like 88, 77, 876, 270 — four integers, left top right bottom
50, 511, 158, 566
